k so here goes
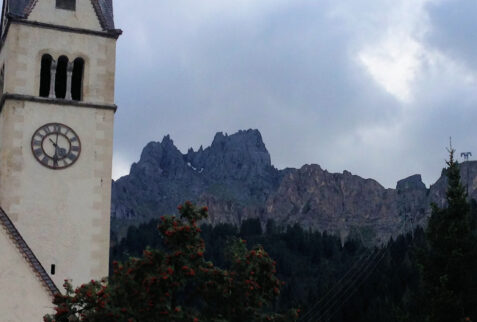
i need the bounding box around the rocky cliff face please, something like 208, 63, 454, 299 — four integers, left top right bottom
265, 165, 399, 243
111, 130, 477, 244
111, 130, 283, 236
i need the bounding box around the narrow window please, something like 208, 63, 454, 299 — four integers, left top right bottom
71, 58, 84, 101
55, 56, 68, 99
50, 264, 56, 275
0, 65, 4, 95
39, 55, 52, 97
56, 0, 76, 11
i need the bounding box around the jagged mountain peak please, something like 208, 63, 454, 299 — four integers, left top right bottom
130, 136, 185, 177
210, 129, 268, 153
133, 130, 272, 176
397, 174, 426, 191
185, 129, 274, 181
111, 129, 280, 228
161, 134, 175, 145
139, 135, 179, 158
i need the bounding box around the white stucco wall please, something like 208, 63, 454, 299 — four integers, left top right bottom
28, 0, 103, 31
0, 99, 114, 288
0, 226, 54, 321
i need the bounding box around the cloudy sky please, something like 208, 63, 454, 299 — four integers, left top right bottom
111, 0, 477, 189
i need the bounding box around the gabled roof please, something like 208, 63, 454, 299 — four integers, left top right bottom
0, 207, 59, 297
5, 0, 116, 31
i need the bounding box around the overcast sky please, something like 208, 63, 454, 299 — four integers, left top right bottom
111, 0, 477, 189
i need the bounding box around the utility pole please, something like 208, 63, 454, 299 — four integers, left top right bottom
461, 152, 472, 196
461, 152, 472, 162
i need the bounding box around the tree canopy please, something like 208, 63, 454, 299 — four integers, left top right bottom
44, 202, 298, 322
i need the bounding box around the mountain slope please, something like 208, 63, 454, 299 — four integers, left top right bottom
111, 129, 477, 244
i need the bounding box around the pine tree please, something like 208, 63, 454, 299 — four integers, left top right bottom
418, 147, 477, 321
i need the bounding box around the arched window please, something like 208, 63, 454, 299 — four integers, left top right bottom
55, 56, 68, 99
71, 58, 84, 101
39, 54, 53, 97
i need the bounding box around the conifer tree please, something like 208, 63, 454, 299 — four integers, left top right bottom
418, 147, 477, 321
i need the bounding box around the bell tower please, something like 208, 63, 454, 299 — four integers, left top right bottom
0, 0, 121, 298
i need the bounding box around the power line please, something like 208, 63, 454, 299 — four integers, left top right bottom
299, 215, 410, 322
298, 249, 376, 321
305, 248, 386, 322
298, 248, 375, 321
300, 249, 383, 322
320, 248, 389, 322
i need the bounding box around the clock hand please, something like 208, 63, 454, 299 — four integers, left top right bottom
48, 138, 60, 162
54, 133, 59, 162
49, 138, 58, 147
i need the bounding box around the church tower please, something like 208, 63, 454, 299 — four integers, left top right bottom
0, 0, 121, 319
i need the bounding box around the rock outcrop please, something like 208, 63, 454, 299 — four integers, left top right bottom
111, 130, 477, 244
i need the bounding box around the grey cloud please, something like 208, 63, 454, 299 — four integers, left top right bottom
424, 0, 477, 71
112, 1, 477, 188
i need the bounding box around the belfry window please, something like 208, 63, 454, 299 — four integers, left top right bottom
71, 58, 84, 101
55, 56, 68, 99
39, 54, 85, 101
56, 0, 76, 11
39, 54, 52, 97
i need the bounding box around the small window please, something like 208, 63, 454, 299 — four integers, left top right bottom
50, 264, 56, 275
39, 55, 52, 97
56, 0, 76, 11
0, 65, 4, 95
71, 58, 84, 101
55, 56, 68, 99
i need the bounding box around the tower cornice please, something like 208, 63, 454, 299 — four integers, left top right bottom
10, 15, 122, 37
0, 93, 118, 114
1, 15, 121, 55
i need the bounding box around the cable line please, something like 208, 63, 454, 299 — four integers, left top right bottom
318, 248, 388, 322
298, 248, 375, 321
303, 248, 386, 322
299, 215, 410, 322
299, 248, 381, 322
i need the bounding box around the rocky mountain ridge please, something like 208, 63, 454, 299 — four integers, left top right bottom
111, 129, 477, 244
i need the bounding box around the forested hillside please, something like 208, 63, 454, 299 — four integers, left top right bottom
111, 218, 428, 321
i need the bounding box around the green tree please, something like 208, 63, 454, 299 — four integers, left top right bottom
44, 202, 298, 322
418, 148, 477, 321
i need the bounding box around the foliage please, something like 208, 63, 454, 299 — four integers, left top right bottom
417, 148, 477, 322
107, 153, 477, 322
44, 202, 298, 322
112, 217, 428, 321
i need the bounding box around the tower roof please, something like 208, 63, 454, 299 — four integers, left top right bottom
5, 0, 116, 31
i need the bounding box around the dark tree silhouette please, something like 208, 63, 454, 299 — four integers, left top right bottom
418, 147, 477, 321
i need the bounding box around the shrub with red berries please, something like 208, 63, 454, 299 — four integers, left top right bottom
44, 202, 298, 322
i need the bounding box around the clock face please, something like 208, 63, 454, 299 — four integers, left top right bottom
31, 123, 81, 169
